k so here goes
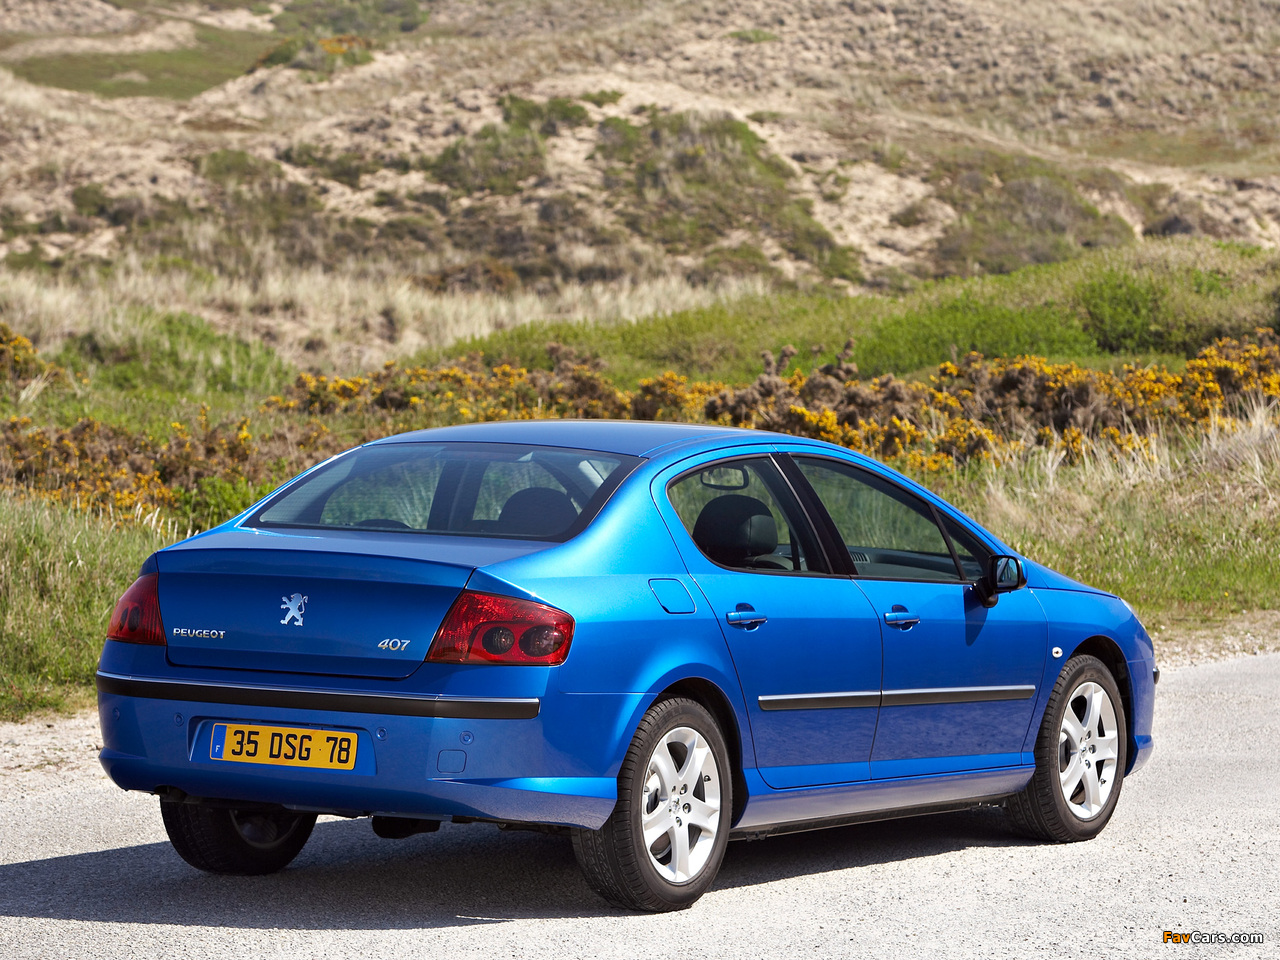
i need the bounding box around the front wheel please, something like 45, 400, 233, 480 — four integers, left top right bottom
161, 801, 317, 875
572, 698, 732, 911
1006, 654, 1128, 842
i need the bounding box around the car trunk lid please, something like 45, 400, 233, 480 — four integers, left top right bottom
154, 530, 547, 679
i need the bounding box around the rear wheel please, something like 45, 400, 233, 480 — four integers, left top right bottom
1007, 654, 1128, 842
161, 801, 317, 875
572, 698, 732, 911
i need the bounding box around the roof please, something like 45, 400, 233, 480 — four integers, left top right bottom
367, 419, 786, 458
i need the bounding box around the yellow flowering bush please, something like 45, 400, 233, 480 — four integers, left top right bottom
0, 323, 64, 391
5, 329, 1280, 519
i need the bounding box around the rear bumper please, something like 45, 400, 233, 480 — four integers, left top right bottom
96, 664, 631, 830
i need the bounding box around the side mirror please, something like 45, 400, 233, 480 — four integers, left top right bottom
975, 555, 1026, 608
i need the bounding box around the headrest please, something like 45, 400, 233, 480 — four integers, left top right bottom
499, 487, 579, 538
692, 495, 778, 567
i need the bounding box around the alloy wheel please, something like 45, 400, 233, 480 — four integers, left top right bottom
1057, 680, 1120, 820
640, 725, 722, 883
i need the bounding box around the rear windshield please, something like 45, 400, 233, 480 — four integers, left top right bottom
247, 442, 640, 542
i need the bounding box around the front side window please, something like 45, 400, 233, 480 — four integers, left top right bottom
792, 457, 963, 582
249, 443, 638, 541
940, 514, 991, 581
667, 458, 823, 573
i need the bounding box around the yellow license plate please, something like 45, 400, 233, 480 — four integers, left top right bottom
210, 723, 357, 771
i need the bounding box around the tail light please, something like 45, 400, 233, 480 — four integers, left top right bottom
107, 574, 166, 646
427, 591, 574, 665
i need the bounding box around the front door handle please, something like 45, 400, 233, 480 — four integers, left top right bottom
726, 604, 767, 629
883, 607, 920, 629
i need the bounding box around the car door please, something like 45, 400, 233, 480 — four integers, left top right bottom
654, 451, 883, 790
787, 454, 1047, 779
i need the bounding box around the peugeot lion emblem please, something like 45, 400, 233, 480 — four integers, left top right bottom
279, 593, 308, 626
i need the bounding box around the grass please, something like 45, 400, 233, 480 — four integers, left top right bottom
445, 240, 1280, 386
935, 409, 1280, 633
0, 496, 176, 720
43, 311, 294, 433
8, 26, 279, 100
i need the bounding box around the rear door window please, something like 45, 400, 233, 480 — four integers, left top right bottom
666, 457, 826, 574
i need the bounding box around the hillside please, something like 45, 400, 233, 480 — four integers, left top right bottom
2, 0, 1279, 370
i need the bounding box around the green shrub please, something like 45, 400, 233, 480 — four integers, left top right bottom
1077, 270, 1164, 352
610, 111, 860, 280
279, 142, 374, 188
596, 116, 642, 162
729, 29, 779, 42
929, 150, 1134, 277
580, 89, 623, 107
430, 124, 545, 195
199, 149, 280, 183
71, 183, 111, 218
500, 95, 590, 135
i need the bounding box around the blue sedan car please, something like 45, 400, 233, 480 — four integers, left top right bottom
97, 420, 1155, 911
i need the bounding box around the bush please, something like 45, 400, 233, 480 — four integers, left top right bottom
199, 149, 280, 184
71, 183, 110, 218
729, 29, 779, 42
500, 95, 589, 136
612, 111, 861, 280
1078, 270, 1164, 352
930, 150, 1134, 277
580, 89, 623, 107
430, 124, 546, 195
279, 142, 375, 188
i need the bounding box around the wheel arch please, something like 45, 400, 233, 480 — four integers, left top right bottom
1068, 635, 1138, 773
653, 677, 750, 824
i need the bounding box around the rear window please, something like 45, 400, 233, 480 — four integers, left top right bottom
248, 442, 640, 541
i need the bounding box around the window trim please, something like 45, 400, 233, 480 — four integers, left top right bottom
664, 454, 840, 578
781, 452, 990, 586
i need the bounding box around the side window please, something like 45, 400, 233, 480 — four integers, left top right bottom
667, 458, 823, 574
941, 514, 991, 582
792, 457, 963, 582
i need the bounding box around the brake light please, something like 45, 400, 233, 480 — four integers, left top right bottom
428, 591, 574, 665
107, 574, 166, 645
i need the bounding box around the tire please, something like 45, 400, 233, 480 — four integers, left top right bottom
161, 801, 317, 875
1007, 654, 1128, 842
571, 698, 732, 911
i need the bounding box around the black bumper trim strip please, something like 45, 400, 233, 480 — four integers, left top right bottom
880, 685, 1036, 707
95, 672, 540, 720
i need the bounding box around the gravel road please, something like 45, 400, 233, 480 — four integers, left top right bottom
2, 655, 1277, 959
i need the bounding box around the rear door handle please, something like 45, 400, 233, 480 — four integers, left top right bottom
883, 608, 920, 629
726, 604, 767, 629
